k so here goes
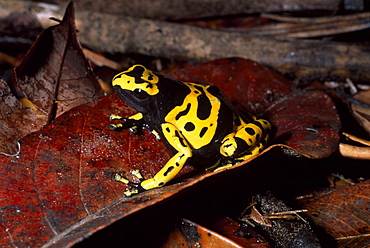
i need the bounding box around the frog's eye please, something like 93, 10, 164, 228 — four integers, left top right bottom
133, 89, 149, 100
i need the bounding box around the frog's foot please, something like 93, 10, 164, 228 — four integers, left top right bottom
109, 118, 139, 132
214, 163, 233, 172
215, 142, 265, 172
114, 170, 145, 197
109, 113, 146, 134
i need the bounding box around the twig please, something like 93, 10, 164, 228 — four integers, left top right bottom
49, 0, 345, 20
1, 1, 370, 82
339, 133, 370, 160
236, 12, 370, 38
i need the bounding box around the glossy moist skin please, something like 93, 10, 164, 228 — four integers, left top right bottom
110, 65, 271, 196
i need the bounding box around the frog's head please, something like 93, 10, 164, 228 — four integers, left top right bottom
112, 65, 160, 113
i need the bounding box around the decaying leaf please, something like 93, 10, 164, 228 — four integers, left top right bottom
351, 90, 370, 135
0, 2, 103, 155
0, 94, 176, 247
302, 181, 370, 248
339, 132, 370, 160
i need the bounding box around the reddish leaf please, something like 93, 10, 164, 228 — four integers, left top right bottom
168, 58, 340, 158
0, 94, 200, 247
0, 56, 341, 246
301, 181, 370, 248
0, 2, 103, 154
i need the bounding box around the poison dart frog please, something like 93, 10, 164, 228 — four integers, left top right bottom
110, 65, 271, 196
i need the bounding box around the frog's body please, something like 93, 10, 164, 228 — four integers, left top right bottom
111, 65, 270, 196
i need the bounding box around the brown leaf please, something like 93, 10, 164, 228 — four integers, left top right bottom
0, 2, 103, 154
302, 181, 370, 248
351, 90, 370, 135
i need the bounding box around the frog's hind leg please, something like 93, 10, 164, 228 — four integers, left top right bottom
115, 122, 193, 196
216, 119, 270, 172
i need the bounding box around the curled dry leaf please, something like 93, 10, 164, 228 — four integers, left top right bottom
0, 2, 103, 155
351, 90, 370, 134
340, 89, 370, 160
339, 132, 370, 160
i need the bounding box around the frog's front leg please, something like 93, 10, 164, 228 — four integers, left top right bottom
110, 112, 146, 133
116, 122, 192, 196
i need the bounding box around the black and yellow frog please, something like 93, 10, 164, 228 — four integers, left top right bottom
110, 65, 271, 196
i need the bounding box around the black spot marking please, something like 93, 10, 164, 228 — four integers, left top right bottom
175, 130, 188, 148
245, 127, 256, 136
224, 144, 232, 148
176, 103, 191, 120
194, 86, 212, 120
175, 162, 180, 167
199, 127, 208, 138
254, 121, 264, 130
147, 73, 154, 81
249, 138, 253, 144
256, 133, 261, 142
243, 151, 253, 156
159, 182, 165, 186
207, 85, 221, 96
126, 66, 145, 82
184, 122, 195, 131
164, 166, 175, 177
166, 127, 171, 133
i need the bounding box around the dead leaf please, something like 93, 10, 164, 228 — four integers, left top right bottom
302, 181, 370, 248
0, 2, 103, 155
351, 90, 370, 135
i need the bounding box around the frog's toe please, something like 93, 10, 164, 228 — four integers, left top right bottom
124, 188, 140, 197
114, 172, 146, 197
214, 163, 233, 172
114, 173, 130, 184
